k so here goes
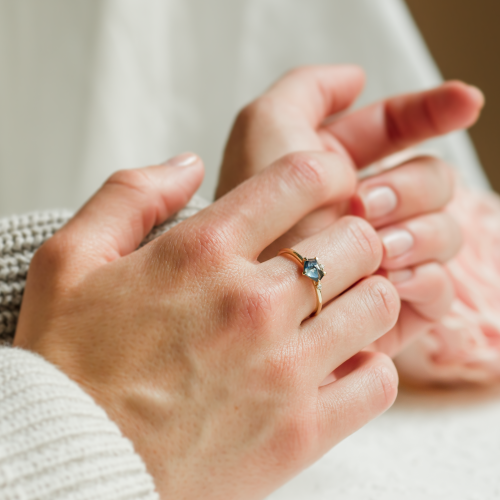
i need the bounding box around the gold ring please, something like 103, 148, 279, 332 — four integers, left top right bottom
278, 248, 326, 317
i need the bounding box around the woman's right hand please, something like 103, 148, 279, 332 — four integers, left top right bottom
14, 152, 400, 500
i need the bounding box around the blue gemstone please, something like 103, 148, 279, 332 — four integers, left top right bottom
303, 259, 324, 282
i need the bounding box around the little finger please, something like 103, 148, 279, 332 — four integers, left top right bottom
316, 351, 398, 454
301, 275, 400, 380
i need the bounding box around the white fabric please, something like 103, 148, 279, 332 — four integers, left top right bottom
0, 347, 158, 500
0, 0, 489, 217
269, 387, 500, 499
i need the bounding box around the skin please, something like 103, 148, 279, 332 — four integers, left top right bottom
12, 67, 483, 498
217, 65, 483, 356
15, 152, 401, 500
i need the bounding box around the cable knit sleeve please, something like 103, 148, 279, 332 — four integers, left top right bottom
0, 347, 158, 499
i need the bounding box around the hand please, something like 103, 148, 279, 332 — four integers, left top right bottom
15, 151, 400, 500
217, 65, 483, 355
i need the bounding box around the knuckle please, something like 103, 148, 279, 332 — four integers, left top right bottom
234, 281, 282, 332
271, 410, 317, 466
32, 233, 69, 270
106, 168, 152, 196
236, 102, 258, 126
384, 101, 407, 146
343, 216, 383, 268
237, 95, 279, 125
29, 232, 77, 288
281, 152, 330, 197
174, 221, 235, 267
363, 277, 400, 327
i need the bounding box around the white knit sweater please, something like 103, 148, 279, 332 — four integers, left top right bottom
0, 196, 208, 499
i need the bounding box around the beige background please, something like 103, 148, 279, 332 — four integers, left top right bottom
406, 0, 500, 192
0, 0, 488, 217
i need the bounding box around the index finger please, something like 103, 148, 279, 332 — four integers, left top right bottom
321, 81, 484, 168
180, 151, 356, 261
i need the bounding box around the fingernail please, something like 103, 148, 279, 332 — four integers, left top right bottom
387, 269, 413, 284
362, 186, 397, 219
165, 152, 198, 167
382, 229, 414, 258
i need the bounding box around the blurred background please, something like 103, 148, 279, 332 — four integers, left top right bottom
0, 0, 497, 217
406, 0, 500, 192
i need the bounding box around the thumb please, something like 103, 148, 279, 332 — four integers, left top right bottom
265, 65, 366, 127
45, 153, 204, 275
218, 65, 365, 198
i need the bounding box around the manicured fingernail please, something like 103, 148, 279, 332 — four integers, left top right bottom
382, 229, 414, 258
362, 186, 397, 219
165, 152, 198, 167
387, 269, 413, 284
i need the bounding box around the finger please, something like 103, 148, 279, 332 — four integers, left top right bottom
44, 153, 204, 273
321, 81, 484, 168
378, 212, 461, 270
217, 66, 364, 197
351, 156, 454, 227
263, 216, 383, 321
371, 302, 434, 357
301, 275, 400, 380
386, 262, 455, 321
187, 152, 356, 260
265, 65, 366, 128
316, 351, 398, 452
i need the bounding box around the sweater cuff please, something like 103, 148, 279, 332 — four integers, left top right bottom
0, 347, 158, 500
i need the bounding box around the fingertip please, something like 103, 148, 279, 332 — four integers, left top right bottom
466, 84, 485, 108
336, 65, 366, 98
433, 81, 485, 131
159, 152, 205, 195
339, 64, 366, 83
369, 352, 399, 408
162, 152, 205, 175
336, 351, 399, 410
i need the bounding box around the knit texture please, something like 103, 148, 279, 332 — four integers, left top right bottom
0, 195, 209, 498
0, 195, 208, 342
0, 347, 159, 500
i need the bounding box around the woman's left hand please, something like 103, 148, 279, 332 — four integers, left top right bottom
217, 65, 483, 356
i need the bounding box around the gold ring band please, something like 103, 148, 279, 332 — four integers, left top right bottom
278, 248, 326, 317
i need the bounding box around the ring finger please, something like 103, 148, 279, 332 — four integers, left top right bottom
261, 215, 383, 321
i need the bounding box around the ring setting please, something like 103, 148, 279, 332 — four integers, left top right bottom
277, 248, 326, 316
302, 258, 325, 289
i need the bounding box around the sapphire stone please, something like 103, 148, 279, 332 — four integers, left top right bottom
303, 259, 325, 282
